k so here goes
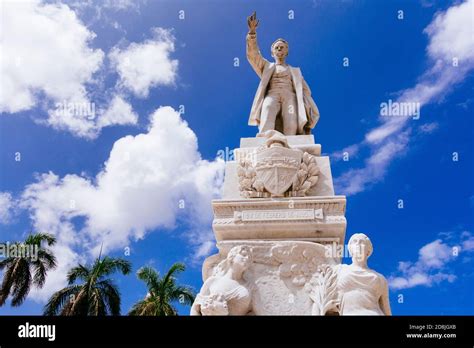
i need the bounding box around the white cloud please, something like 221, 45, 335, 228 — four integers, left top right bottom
418, 122, 439, 134
185, 227, 218, 265
418, 239, 455, 268
0, 0, 103, 114
69, 0, 143, 13
65, 0, 146, 34
329, 143, 361, 161
334, 0, 474, 195
388, 232, 473, 290
389, 272, 456, 290
462, 235, 474, 252
425, 1, 474, 64
44, 93, 139, 138
194, 240, 216, 260
335, 130, 410, 195
0, 192, 15, 224
97, 95, 138, 128
110, 27, 178, 98
102, 0, 140, 11
28, 244, 85, 303
0, 0, 155, 138
20, 106, 224, 301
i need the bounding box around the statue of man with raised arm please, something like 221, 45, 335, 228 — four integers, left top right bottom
246, 12, 320, 136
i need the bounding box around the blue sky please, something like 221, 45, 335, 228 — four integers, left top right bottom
0, 0, 473, 315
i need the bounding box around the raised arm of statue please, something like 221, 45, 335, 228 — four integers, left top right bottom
246, 12, 268, 78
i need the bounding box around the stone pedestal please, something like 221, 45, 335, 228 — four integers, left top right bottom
193, 134, 345, 315
215, 135, 345, 241
191, 132, 391, 316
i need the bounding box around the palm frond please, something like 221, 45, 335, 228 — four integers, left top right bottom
162, 262, 185, 287
32, 261, 47, 288
130, 263, 193, 316
162, 302, 178, 316
25, 233, 56, 247
67, 264, 90, 284
11, 260, 32, 306
36, 249, 57, 269
169, 285, 195, 306
0, 262, 15, 306
136, 266, 159, 290
43, 285, 81, 315
0, 258, 15, 270
129, 297, 156, 316
89, 288, 107, 316
96, 257, 132, 278
68, 287, 89, 316
97, 280, 121, 316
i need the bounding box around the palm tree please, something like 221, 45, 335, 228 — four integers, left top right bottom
129, 263, 195, 316
44, 254, 131, 316
0, 233, 57, 306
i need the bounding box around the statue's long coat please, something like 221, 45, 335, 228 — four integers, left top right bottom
246, 33, 320, 134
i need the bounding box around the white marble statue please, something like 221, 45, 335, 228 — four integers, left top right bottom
190, 246, 253, 316
192, 14, 392, 315
334, 233, 392, 315
246, 12, 320, 136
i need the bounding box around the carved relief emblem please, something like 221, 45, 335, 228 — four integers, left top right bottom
255, 146, 301, 196
237, 130, 319, 198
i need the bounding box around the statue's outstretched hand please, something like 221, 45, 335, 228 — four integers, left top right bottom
247, 11, 259, 34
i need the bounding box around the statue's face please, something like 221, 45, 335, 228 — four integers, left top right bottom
231, 250, 251, 272
348, 235, 370, 262
271, 41, 288, 60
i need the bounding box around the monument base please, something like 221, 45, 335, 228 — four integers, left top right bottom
202, 240, 338, 315
191, 133, 391, 316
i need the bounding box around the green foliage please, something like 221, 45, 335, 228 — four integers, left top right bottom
0, 233, 57, 307
129, 262, 195, 316
44, 255, 131, 316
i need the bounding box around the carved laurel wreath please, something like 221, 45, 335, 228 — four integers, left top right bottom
292, 152, 319, 196
237, 159, 266, 198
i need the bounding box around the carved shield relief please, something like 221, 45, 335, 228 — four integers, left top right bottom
255, 146, 302, 196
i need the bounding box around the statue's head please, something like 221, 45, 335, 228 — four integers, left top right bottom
212, 245, 253, 278
271, 38, 289, 60
348, 233, 373, 262
227, 245, 253, 273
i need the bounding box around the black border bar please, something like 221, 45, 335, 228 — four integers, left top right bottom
0, 315, 472, 346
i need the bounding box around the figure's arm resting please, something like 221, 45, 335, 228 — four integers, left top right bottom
190, 278, 212, 315
190, 299, 201, 315
380, 279, 392, 315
